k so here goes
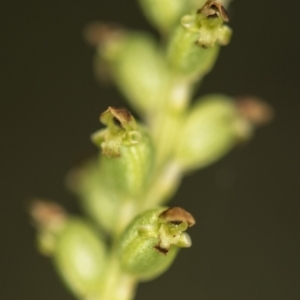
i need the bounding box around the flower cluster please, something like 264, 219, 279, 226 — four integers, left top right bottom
30, 1, 272, 300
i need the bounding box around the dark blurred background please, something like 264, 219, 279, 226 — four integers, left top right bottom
2, 0, 300, 299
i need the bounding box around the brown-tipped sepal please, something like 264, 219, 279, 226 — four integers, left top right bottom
92, 106, 138, 158
29, 200, 68, 255
92, 107, 155, 201
118, 207, 195, 281
167, 0, 231, 81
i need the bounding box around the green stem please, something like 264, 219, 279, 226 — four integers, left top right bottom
100, 254, 137, 300
143, 76, 190, 209
151, 76, 190, 167
142, 162, 182, 210
115, 199, 138, 237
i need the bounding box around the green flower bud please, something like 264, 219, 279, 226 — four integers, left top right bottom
138, 0, 188, 33
67, 107, 156, 235
30, 201, 107, 298
66, 158, 121, 234
89, 107, 155, 234
173, 94, 251, 171
54, 219, 107, 298
114, 34, 168, 116
138, 0, 233, 33
118, 207, 195, 281
93, 26, 168, 117
167, 1, 231, 82
92, 107, 154, 200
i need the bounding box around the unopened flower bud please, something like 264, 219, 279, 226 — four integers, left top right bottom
118, 207, 195, 281
173, 94, 252, 171
94, 27, 168, 116
167, 0, 231, 81
92, 107, 155, 200
54, 219, 107, 298
138, 0, 188, 33
66, 158, 120, 234
67, 108, 155, 235
30, 201, 107, 298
